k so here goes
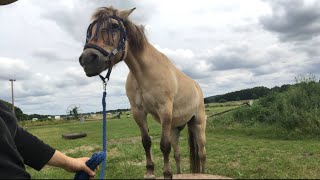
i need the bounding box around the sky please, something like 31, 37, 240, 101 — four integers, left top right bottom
0, 0, 319, 115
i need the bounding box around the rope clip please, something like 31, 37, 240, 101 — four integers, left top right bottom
103, 81, 107, 92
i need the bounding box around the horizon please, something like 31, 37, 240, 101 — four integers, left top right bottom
2, 81, 298, 116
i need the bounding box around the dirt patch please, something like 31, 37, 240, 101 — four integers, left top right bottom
63, 145, 122, 158
229, 161, 240, 168
63, 145, 100, 154
108, 147, 121, 157
108, 136, 142, 145
121, 160, 144, 166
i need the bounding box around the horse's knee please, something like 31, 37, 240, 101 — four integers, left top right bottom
160, 137, 171, 154
142, 135, 152, 150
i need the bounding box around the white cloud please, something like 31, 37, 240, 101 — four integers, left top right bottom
0, 0, 318, 115
0, 57, 32, 80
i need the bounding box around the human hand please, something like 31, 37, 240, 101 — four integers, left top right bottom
64, 157, 96, 177
47, 150, 96, 178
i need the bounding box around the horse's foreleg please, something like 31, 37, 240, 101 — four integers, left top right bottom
159, 108, 173, 179
132, 109, 155, 179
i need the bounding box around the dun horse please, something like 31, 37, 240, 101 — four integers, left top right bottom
79, 7, 206, 179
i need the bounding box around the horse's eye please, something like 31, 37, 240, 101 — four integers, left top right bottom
111, 23, 120, 31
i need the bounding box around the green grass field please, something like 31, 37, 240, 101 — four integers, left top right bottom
24, 103, 320, 179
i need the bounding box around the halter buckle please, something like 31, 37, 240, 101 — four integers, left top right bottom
103, 81, 107, 92
112, 49, 118, 55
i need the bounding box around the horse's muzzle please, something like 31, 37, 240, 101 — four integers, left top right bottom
79, 49, 107, 77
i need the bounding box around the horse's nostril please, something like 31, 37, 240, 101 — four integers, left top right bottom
79, 52, 99, 66
90, 53, 99, 62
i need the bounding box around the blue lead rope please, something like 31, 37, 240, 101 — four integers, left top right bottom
100, 85, 107, 179
74, 82, 107, 180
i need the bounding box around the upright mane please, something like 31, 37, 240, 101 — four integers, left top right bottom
91, 7, 148, 55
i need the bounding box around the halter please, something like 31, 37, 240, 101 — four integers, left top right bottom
84, 15, 127, 82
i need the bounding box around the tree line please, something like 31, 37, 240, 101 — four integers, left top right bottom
0, 84, 294, 121
204, 84, 291, 103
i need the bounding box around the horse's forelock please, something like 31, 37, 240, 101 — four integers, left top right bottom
91, 6, 118, 21
91, 6, 148, 55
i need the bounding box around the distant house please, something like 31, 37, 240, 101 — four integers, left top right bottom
48, 116, 52, 119
32, 118, 38, 121
54, 116, 61, 120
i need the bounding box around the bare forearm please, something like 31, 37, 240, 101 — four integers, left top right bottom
47, 150, 70, 169
47, 150, 95, 176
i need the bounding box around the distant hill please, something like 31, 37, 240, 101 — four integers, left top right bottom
204, 84, 291, 103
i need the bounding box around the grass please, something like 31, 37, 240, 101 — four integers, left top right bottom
24, 105, 320, 179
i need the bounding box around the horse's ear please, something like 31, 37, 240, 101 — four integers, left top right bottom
119, 7, 136, 20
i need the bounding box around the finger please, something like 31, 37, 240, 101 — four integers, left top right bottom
83, 165, 95, 177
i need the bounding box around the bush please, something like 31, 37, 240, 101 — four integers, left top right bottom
230, 77, 320, 134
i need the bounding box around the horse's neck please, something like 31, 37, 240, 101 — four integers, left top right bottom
124, 43, 163, 81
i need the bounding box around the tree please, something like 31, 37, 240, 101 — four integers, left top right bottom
72, 107, 79, 119
252, 93, 258, 99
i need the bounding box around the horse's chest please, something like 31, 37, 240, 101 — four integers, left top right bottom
135, 91, 158, 114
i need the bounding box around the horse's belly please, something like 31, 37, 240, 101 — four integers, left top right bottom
171, 103, 197, 127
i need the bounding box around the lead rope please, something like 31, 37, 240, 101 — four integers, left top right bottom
73, 79, 108, 180
100, 80, 107, 179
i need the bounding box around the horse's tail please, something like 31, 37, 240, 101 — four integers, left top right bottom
187, 116, 200, 173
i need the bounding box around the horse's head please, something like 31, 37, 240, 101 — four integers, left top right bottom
79, 7, 135, 77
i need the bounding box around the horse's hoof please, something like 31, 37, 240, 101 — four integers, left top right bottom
163, 172, 173, 179
144, 174, 156, 179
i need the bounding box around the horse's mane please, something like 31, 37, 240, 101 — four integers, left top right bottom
91, 7, 148, 55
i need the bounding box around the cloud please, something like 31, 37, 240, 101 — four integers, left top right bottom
1, 0, 319, 115
0, 57, 32, 80
260, 0, 320, 42
32, 48, 76, 62
41, 0, 156, 44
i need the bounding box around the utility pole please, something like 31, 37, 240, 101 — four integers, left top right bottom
9, 79, 16, 115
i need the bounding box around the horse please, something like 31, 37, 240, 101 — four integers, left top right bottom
78, 6, 207, 179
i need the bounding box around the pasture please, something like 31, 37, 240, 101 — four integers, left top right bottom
24, 102, 320, 179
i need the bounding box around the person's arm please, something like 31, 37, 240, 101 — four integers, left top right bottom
15, 127, 95, 177
47, 150, 95, 177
